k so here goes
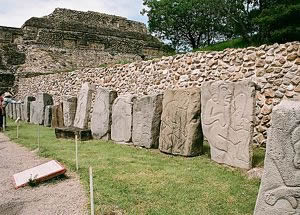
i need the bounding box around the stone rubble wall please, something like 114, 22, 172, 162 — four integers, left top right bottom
16, 42, 300, 146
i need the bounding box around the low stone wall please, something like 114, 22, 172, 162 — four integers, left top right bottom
16, 42, 300, 145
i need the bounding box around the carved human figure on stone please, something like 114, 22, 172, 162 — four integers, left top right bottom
203, 82, 250, 163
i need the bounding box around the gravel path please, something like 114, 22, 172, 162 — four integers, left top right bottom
0, 133, 88, 215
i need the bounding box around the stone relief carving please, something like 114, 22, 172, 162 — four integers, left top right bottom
201, 81, 255, 169
255, 101, 300, 215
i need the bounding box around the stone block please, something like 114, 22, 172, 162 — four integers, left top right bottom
91, 88, 117, 140
63, 96, 77, 127
159, 88, 203, 156
254, 100, 300, 214
35, 93, 53, 125
201, 80, 255, 169
44, 105, 52, 127
30, 101, 39, 124
12, 103, 17, 120
73, 82, 93, 129
21, 104, 25, 121
51, 103, 64, 128
23, 96, 36, 122
132, 94, 163, 149
16, 103, 22, 120
111, 95, 136, 143
55, 127, 92, 141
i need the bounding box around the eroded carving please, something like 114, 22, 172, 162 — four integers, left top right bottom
255, 100, 300, 215
201, 80, 255, 169
159, 88, 203, 156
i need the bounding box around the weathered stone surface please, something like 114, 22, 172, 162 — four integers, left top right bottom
73, 82, 93, 129
111, 95, 136, 143
159, 88, 203, 156
12, 103, 17, 120
8, 103, 13, 118
55, 127, 92, 141
23, 96, 36, 122
32, 93, 53, 125
254, 100, 300, 214
51, 103, 64, 128
63, 96, 77, 127
132, 94, 163, 149
29, 101, 39, 124
20, 104, 25, 121
44, 105, 52, 127
201, 80, 255, 169
16, 103, 22, 120
91, 88, 117, 140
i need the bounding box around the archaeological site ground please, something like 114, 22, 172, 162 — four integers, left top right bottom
0, 5, 300, 215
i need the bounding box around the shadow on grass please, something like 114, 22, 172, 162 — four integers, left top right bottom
252, 147, 265, 168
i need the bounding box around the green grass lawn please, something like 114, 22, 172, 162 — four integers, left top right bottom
4, 119, 261, 215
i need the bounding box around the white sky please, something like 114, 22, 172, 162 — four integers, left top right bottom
0, 0, 148, 28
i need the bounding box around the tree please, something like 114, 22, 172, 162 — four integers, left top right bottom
141, 0, 222, 50
253, 0, 300, 43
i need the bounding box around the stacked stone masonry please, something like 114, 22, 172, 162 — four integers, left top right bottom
16, 41, 300, 145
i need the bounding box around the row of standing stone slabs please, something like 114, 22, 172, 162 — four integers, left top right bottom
88, 80, 255, 170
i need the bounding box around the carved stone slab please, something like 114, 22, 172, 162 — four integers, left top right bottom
44, 105, 52, 127
16, 103, 22, 120
132, 94, 163, 149
29, 93, 53, 125
111, 95, 136, 143
254, 100, 300, 214
159, 88, 203, 156
201, 80, 255, 169
12, 103, 17, 120
73, 82, 93, 129
91, 88, 117, 140
30, 101, 39, 124
13, 160, 66, 189
63, 96, 77, 127
51, 103, 64, 128
23, 96, 36, 122
8, 103, 13, 118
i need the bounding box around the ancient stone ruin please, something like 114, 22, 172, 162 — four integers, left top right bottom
159, 88, 203, 156
91, 88, 117, 140
255, 100, 300, 214
201, 80, 255, 169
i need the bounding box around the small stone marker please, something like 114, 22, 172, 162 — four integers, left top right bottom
254, 100, 300, 214
30, 101, 38, 124
73, 82, 93, 129
44, 105, 52, 127
13, 160, 66, 189
201, 80, 255, 169
63, 96, 77, 127
51, 103, 64, 128
13, 103, 17, 120
159, 88, 203, 156
16, 103, 22, 120
132, 94, 163, 148
91, 88, 117, 140
36, 93, 53, 125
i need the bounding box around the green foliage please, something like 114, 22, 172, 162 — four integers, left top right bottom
5, 119, 260, 215
194, 38, 250, 51
253, 1, 300, 44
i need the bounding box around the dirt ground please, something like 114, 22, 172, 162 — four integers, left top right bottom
0, 133, 88, 215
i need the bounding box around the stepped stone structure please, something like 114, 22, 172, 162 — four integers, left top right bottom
111, 95, 136, 143
201, 80, 255, 169
132, 94, 163, 148
91, 88, 117, 140
159, 88, 203, 156
255, 100, 300, 214
0, 8, 165, 94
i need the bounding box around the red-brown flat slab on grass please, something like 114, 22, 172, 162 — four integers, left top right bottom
13, 160, 66, 189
